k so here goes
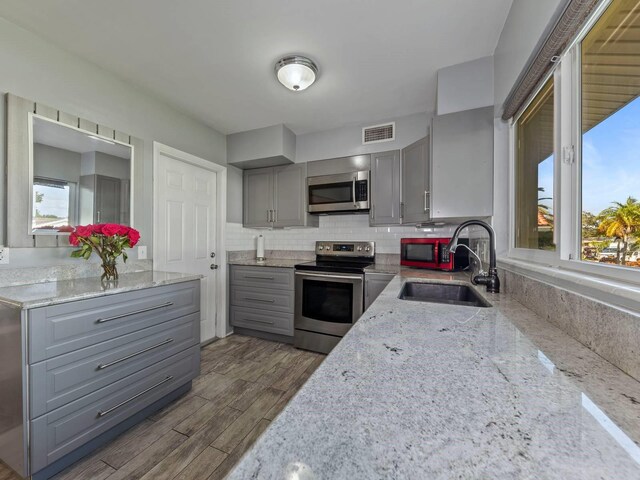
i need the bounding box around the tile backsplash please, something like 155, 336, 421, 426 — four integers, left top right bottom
226, 215, 458, 254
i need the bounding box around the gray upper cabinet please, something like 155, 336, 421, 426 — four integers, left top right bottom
401, 136, 431, 224
243, 168, 274, 227
370, 150, 401, 226
431, 106, 494, 219
243, 164, 318, 228
273, 164, 306, 227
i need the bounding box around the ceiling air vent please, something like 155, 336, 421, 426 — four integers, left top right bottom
362, 122, 395, 145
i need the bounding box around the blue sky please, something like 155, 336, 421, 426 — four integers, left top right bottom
537, 96, 640, 215
33, 184, 70, 218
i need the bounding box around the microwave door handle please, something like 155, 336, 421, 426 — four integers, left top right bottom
352, 176, 357, 207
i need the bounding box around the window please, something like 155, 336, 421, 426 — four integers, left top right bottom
515, 77, 556, 251
509, 0, 640, 281
32, 177, 73, 232
580, 0, 640, 269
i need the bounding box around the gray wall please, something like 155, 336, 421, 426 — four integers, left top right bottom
227, 165, 243, 224
296, 112, 429, 163
437, 56, 494, 115
0, 18, 226, 267
493, 0, 567, 114
34, 144, 81, 184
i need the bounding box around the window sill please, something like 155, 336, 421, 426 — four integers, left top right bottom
498, 257, 640, 314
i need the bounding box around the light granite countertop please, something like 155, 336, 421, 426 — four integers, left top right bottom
0, 271, 202, 309
228, 258, 305, 268
229, 258, 404, 273
228, 271, 640, 479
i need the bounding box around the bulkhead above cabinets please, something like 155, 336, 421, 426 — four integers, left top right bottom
227, 124, 296, 169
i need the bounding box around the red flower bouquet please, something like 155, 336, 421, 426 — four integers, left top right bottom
69, 224, 141, 281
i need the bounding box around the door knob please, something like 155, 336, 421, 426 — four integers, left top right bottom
210, 252, 216, 258
210, 264, 219, 270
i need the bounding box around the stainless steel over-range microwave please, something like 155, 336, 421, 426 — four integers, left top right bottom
307, 171, 370, 214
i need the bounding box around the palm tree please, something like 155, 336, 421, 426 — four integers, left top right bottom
597, 197, 640, 265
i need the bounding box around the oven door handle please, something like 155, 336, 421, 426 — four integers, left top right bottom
295, 271, 363, 281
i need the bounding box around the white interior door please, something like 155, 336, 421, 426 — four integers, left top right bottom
154, 148, 220, 341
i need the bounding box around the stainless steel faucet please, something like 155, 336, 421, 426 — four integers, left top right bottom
446, 220, 500, 293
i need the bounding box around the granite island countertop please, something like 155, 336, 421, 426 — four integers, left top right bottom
228, 271, 640, 479
0, 271, 203, 309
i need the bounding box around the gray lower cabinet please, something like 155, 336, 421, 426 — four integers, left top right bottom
401, 136, 431, 224
243, 164, 318, 228
370, 150, 401, 226
8, 280, 201, 479
229, 265, 294, 339
364, 273, 395, 310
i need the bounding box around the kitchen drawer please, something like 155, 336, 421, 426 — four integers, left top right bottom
30, 313, 199, 418
230, 305, 293, 336
29, 281, 200, 363
30, 345, 199, 473
230, 286, 294, 313
230, 266, 293, 290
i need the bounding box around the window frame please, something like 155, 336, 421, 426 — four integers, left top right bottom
508, 67, 561, 266
507, 0, 640, 286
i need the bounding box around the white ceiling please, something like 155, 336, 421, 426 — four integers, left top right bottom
0, 0, 513, 135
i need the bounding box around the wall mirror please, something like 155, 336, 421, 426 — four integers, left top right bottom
7, 93, 144, 248
30, 115, 133, 235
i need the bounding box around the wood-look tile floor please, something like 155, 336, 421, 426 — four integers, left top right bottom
0, 335, 324, 480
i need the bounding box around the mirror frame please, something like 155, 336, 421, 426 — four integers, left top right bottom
6, 93, 144, 248
28, 113, 134, 236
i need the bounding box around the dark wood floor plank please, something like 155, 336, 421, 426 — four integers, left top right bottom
139, 407, 241, 480
173, 446, 227, 480
210, 388, 282, 453
101, 395, 206, 469
228, 381, 269, 412
53, 459, 114, 480
207, 419, 271, 480
264, 368, 312, 421
173, 400, 223, 437
105, 430, 187, 480
270, 355, 316, 391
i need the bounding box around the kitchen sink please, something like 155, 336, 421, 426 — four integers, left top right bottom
398, 282, 492, 308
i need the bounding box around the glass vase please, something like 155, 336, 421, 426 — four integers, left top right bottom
101, 258, 119, 282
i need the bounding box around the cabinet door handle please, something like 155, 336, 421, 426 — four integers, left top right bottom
97, 338, 174, 370
96, 302, 174, 323
243, 297, 275, 303
400, 202, 404, 218
424, 191, 430, 213
97, 375, 173, 417
267, 209, 271, 222
244, 275, 275, 280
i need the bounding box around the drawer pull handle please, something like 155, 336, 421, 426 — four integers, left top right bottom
96, 302, 174, 323
243, 297, 276, 303
97, 375, 174, 418
247, 318, 275, 325
244, 276, 275, 280
97, 338, 174, 370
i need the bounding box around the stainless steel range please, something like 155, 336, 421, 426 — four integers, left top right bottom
294, 241, 375, 354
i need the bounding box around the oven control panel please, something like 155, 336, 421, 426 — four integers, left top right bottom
315, 241, 375, 257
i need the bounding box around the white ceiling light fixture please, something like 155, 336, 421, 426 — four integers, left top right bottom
274, 55, 318, 92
